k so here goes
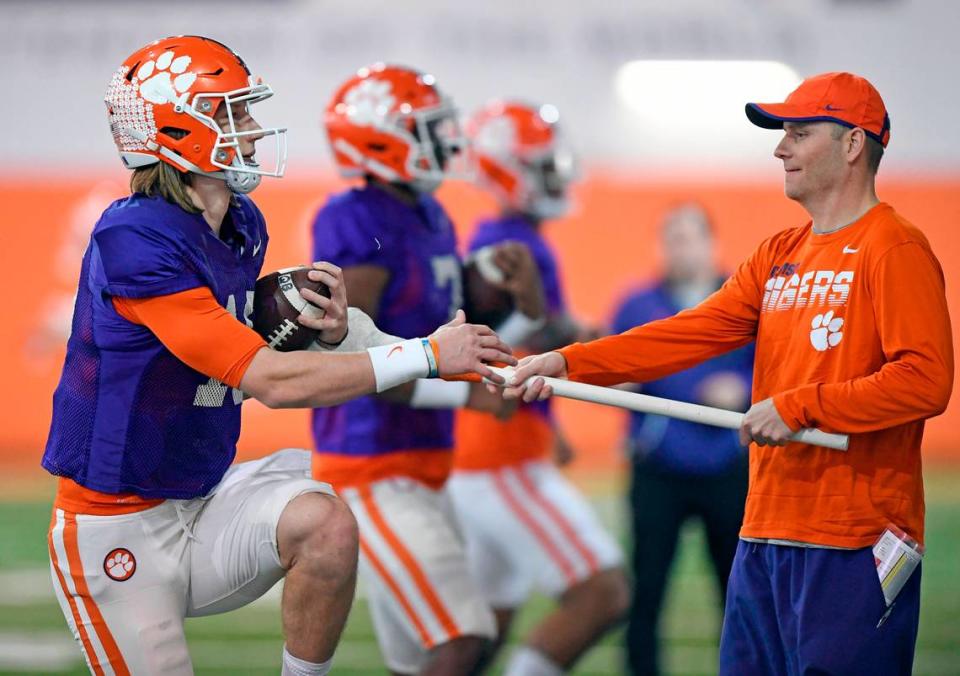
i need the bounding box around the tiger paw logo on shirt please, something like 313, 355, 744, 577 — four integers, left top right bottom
810, 311, 844, 351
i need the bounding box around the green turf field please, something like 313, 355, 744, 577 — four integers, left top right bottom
1, 469, 958, 675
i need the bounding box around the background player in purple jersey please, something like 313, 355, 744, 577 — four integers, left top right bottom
311, 64, 542, 676
451, 101, 629, 676
42, 37, 512, 676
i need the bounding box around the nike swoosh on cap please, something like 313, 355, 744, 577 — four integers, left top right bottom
824, 104, 844, 111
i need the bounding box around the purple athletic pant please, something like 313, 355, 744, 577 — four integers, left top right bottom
719, 539, 921, 675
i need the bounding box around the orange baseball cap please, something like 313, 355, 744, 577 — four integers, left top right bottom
746, 72, 890, 147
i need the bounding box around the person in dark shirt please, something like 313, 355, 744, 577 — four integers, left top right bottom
610, 204, 753, 675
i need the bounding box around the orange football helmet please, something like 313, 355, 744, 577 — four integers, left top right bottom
104, 35, 287, 193
468, 100, 577, 219
324, 63, 464, 193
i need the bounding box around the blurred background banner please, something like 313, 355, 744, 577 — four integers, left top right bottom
3, 175, 959, 472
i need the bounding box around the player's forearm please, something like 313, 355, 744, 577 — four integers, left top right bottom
310, 307, 416, 403
241, 348, 376, 408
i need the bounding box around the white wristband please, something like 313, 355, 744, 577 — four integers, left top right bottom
410, 379, 471, 409
366, 339, 431, 392
496, 310, 546, 345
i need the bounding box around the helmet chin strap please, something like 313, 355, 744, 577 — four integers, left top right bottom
121, 128, 259, 194
224, 164, 261, 194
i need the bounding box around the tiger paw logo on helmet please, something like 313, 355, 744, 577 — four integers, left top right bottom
810, 311, 844, 351
473, 116, 517, 156
103, 548, 136, 582
324, 63, 459, 192
467, 100, 575, 220
103, 35, 287, 190
137, 51, 197, 105
342, 79, 396, 127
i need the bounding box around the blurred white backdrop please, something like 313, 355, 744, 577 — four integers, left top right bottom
1, 0, 957, 175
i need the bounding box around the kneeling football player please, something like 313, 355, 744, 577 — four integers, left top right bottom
42, 37, 512, 676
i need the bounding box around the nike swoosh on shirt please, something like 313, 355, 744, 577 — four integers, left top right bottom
252, 240, 263, 257
843, 245, 859, 254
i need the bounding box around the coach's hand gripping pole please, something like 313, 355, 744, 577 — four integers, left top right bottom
486, 366, 850, 452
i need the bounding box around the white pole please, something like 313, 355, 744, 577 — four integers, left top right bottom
489, 366, 849, 452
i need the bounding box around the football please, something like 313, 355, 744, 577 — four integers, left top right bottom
462, 245, 515, 328
252, 266, 331, 351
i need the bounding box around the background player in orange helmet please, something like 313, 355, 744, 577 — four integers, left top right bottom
43, 37, 512, 676
503, 72, 953, 675
310, 64, 537, 675
450, 100, 629, 676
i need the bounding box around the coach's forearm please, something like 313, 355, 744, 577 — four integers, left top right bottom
774, 241, 955, 433
240, 347, 376, 408
774, 355, 953, 433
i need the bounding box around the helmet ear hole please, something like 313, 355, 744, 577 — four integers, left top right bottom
159, 126, 190, 141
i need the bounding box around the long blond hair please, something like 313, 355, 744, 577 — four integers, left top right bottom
129, 162, 201, 213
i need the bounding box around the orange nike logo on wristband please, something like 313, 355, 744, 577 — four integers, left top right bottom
388, 345, 404, 358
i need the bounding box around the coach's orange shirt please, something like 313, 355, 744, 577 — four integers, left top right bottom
560, 203, 953, 548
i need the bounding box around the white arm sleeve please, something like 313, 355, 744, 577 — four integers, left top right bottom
409, 379, 471, 409
309, 307, 401, 352
495, 310, 546, 346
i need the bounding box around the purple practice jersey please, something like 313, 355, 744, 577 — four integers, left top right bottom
310, 185, 461, 464
42, 193, 268, 499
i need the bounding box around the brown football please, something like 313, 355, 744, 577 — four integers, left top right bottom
462, 246, 514, 328
252, 266, 331, 351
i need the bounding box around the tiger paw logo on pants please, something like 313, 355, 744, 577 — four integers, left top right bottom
103, 548, 136, 581
810, 311, 844, 351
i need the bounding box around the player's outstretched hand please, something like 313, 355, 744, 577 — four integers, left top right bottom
430, 310, 517, 383
298, 262, 348, 345
739, 397, 793, 446
500, 352, 568, 402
